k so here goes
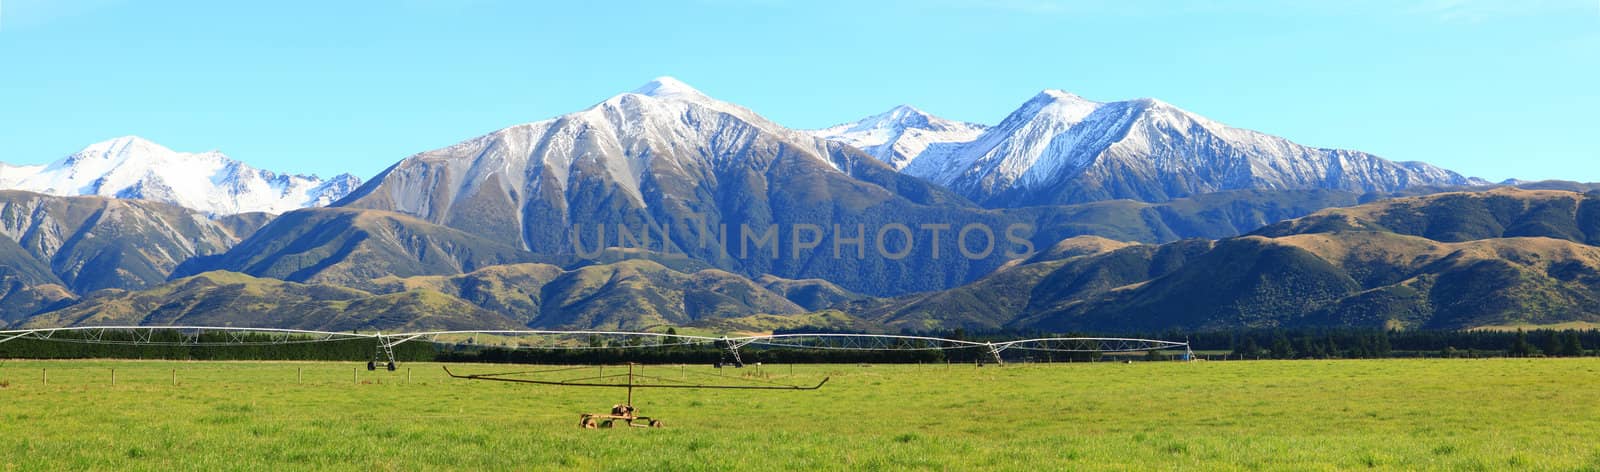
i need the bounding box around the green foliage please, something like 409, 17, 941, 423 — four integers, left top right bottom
1509, 330, 1535, 357
0, 332, 434, 361
1562, 332, 1585, 357
1177, 327, 1600, 359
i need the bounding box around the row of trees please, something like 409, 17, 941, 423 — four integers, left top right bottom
436, 346, 948, 365
1195, 328, 1592, 359
1, 328, 1593, 363
1505, 330, 1586, 358
861, 326, 1599, 360
0, 331, 435, 361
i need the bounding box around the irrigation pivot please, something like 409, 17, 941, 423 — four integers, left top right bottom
442, 363, 830, 428
0, 326, 1186, 428
0, 326, 1190, 368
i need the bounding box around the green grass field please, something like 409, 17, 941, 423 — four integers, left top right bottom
2, 358, 1598, 471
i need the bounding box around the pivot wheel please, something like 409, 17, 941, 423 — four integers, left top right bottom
599, 420, 615, 428
579, 416, 598, 429
648, 419, 664, 428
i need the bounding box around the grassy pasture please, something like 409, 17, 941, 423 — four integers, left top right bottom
1, 358, 1598, 471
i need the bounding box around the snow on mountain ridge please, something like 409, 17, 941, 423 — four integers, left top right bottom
362, 77, 861, 221
0, 136, 361, 215
864, 88, 1483, 207
900, 89, 1104, 188
808, 104, 987, 170
632, 76, 707, 100
0, 162, 45, 188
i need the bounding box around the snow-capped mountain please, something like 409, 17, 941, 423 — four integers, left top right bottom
336, 76, 1001, 295
0, 136, 361, 214
837, 90, 1483, 207
340, 76, 941, 225
0, 163, 46, 189
808, 105, 986, 170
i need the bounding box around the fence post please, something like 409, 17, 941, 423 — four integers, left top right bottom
298, 367, 303, 385
111, 368, 116, 386
172, 369, 177, 387
42, 368, 46, 386
353, 367, 357, 385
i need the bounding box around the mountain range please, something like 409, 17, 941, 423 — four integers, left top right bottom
328, 78, 1487, 295
334, 77, 1025, 295
6, 77, 1594, 334
816, 91, 1483, 207
0, 136, 359, 215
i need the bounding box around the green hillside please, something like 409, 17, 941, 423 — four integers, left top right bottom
25, 259, 812, 331
19, 271, 520, 331
859, 190, 1600, 332
178, 207, 549, 290
371, 260, 805, 329
1254, 188, 1600, 244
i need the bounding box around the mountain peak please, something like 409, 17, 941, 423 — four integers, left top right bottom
78, 135, 171, 157
1004, 89, 1102, 129
94, 135, 156, 146
875, 105, 941, 127
1036, 89, 1094, 104
852, 104, 932, 130
885, 104, 924, 116
632, 76, 706, 100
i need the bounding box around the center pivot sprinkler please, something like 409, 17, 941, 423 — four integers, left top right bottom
443, 362, 828, 429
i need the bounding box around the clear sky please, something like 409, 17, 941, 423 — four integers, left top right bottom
1, 0, 1596, 182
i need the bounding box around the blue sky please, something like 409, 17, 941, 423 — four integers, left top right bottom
1, 0, 1596, 182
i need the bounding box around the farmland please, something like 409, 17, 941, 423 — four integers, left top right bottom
1, 359, 1598, 470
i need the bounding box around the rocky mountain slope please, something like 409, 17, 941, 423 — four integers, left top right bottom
0, 235, 74, 324
0, 191, 255, 295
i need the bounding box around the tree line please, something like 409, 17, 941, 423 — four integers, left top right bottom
1175, 328, 1592, 359
0, 331, 434, 362
0, 327, 1592, 363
